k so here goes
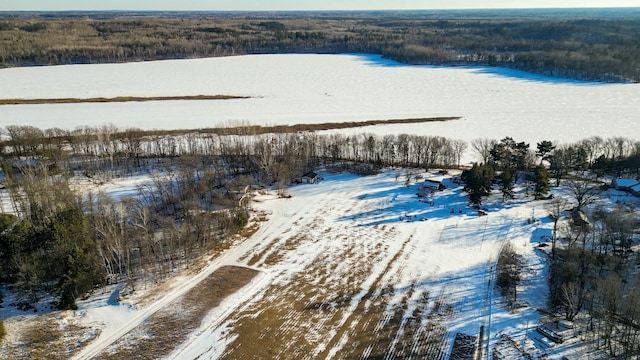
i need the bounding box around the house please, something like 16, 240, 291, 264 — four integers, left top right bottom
632, 183, 640, 197
612, 178, 640, 192
301, 172, 319, 184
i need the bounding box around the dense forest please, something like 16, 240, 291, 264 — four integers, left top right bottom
1, 9, 640, 82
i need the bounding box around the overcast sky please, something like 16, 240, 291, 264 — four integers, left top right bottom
1, 0, 640, 11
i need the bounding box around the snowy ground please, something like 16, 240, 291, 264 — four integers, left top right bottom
2, 168, 638, 359
2, 54, 640, 358
1, 54, 639, 155
61, 169, 575, 359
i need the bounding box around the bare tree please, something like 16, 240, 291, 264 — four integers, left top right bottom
577, 136, 604, 167
560, 281, 584, 321
452, 139, 468, 169
546, 197, 568, 258
5, 125, 44, 157
471, 138, 496, 164
567, 180, 600, 211
549, 144, 572, 186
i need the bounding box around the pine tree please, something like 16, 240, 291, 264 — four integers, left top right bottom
46, 207, 105, 310
463, 163, 495, 206
534, 164, 551, 200
536, 140, 555, 164
500, 168, 515, 202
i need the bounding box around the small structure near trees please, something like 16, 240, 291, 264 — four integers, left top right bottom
611, 178, 640, 197
570, 209, 589, 228
300, 171, 319, 184
536, 320, 574, 344
416, 179, 445, 197
611, 177, 639, 191
424, 179, 446, 190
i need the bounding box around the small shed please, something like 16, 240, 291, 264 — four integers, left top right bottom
423, 179, 446, 191
301, 172, 319, 184
537, 320, 574, 344
571, 209, 589, 227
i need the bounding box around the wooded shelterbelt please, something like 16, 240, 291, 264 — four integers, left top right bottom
1, 9, 640, 82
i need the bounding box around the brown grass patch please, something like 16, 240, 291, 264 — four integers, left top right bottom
94, 265, 259, 360
0, 94, 249, 105
246, 237, 281, 266
238, 222, 260, 238
220, 227, 455, 360
218, 228, 447, 360
1, 316, 99, 360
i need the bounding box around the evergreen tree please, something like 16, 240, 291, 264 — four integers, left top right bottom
490, 137, 531, 181
500, 168, 515, 202
536, 140, 555, 164
534, 164, 551, 200
591, 154, 611, 180
463, 163, 495, 206
0, 214, 26, 281
45, 207, 105, 310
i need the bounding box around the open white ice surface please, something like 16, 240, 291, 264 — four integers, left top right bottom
1, 54, 639, 155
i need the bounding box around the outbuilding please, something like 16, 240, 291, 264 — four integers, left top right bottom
612, 178, 640, 192
571, 209, 590, 227
422, 179, 446, 191
301, 171, 319, 184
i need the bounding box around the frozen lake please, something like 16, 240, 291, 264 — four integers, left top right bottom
1, 53, 639, 146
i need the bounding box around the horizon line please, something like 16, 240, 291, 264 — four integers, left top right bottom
2, 7, 640, 13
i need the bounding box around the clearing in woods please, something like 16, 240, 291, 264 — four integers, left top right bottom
166, 171, 533, 360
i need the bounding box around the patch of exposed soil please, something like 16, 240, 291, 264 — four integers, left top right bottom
94, 265, 259, 360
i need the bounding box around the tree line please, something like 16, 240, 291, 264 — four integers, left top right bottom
2, 124, 639, 187
1, 10, 640, 82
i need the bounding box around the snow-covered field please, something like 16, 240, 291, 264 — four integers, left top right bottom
166, 171, 535, 360
1, 54, 639, 150
63, 169, 588, 360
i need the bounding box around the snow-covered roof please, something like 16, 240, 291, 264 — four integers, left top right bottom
631, 183, 640, 194
613, 178, 640, 189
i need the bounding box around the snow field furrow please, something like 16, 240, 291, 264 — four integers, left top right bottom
214, 212, 399, 359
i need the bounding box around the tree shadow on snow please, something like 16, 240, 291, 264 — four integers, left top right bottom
338, 181, 474, 226
353, 53, 611, 86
